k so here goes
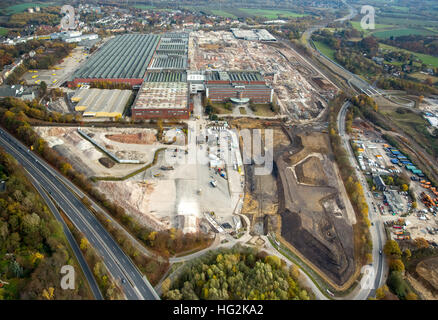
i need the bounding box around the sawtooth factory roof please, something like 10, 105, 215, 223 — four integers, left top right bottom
72, 34, 160, 80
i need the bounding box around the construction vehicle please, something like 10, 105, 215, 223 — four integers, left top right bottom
421, 192, 436, 208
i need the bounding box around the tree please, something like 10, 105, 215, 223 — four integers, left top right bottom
414, 237, 429, 249
39, 81, 47, 97
375, 285, 389, 300
403, 249, 411, 260
161, 278, 171, 295
80, 238, 89, 251
405, 292, 418, 300
389, 259, 405, 272
383, 240, 402, 258
401, 184, 408, 192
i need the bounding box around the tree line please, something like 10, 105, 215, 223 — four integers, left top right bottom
163, 245, 312, 300
328, 94, 373, 265
0, 149, 92, 300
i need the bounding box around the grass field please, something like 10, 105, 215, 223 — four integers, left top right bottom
313, 40, 336, 61
211, 102, 233, 114
380, 107, 438, 157
252, 104, 276, 117
210, 9, 237, 18
237, 8, 308, 19
2, 2, 52, 15
372, 28, 437, 39
0, 27, 8, 36
409, 72, 438, 84
132, 5, 174, 12
132, 5, 155, 10
351, 21, 393, 33
376, 17, 438, 28
380, 43, 438, 68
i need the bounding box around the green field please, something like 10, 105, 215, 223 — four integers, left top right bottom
237, 8, 308, 19
351, 21, 393, 31
132, 5, 155, 10
381, 107, 438, 157
376, 17, 438, 28
132, 5, 174, 12
380, 43, 438, 68
0, 27, 8, 36
210, 9, 237, 18
2, 2, 52, 15
313, 40, 336, 61
373, 28, 437, 39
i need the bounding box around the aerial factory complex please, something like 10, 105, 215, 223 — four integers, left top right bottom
2, 0, 438, 303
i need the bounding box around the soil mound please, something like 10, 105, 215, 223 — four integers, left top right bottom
98, 157, 115, 168
416, 256, 438, 293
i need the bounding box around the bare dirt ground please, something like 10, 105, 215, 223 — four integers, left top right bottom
295, 155, 328, 186
232, 120, 290, 235
411, 256, 438, 299
276, 127, 356, 286
105, 132, 157, 144
35, 126, 186, 178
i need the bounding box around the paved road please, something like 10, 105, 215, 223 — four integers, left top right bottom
28, 176, 103, 300
0, 127, 159, 300
338, 101, 388, 299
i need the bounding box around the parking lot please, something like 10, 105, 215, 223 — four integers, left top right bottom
22, 46, 89, 88
351, 123, 438, 244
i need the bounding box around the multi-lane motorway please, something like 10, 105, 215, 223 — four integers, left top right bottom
29, 176, 103, 300
0, 127, 159, 300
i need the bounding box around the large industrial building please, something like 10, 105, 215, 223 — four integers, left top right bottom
130, 33, 192, 120
131, 76, 192, 120
67, 31, 273, 120
205, 71, 273, 103
69, 34, 160, 87
71, 88, 132, 118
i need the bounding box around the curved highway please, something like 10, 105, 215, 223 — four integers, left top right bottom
0, 127, 159, 300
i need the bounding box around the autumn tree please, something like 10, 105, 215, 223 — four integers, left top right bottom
414, 237, 429, 249
389, 259, 405, 273
384, 240, 402, 258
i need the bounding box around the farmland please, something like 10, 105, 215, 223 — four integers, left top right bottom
1, 2, 53, 15
373, 28, 437, 39
0, 27, 8, 36
379, 43, 438, 68
237, 8, 309, 19
210, 9, 237, 19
